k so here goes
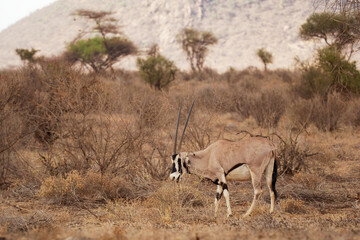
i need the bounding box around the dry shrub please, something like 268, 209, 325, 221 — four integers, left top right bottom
0, 208, 52, 233
195, 85, 235, 113
342, 98, 360, 127
289, 93, 347, 131
280, 198, 306, 214
39, 170, 85, 204
130, 89, 170, 130
148, 184, 208, 223
83, 172, 132, 200
234, 92, 254, 119
0, 71, 33, 188
273, 130, 316, 175
179, 67, 221, 82
291, 172, 323, 191
138, 142, 171, 181
122, 89, 174, 180
39, 171, 134, 204
273, 69, 295, 83
38, 112, 137, 178
250, 91, 286, 128
288, 98, 313, 130
186, 112, 222, 151
16, 58, 121, 145
311, 93, 346, 131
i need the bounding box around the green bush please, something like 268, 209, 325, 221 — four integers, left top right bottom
317, 46, 360, 93
295, 46, 360, 97
137, 55, 177, 90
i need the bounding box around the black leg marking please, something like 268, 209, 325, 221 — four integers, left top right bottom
216, 192, 222, 200
213, 179, 219, 185
183, 161, 191, 174
220, 182, 228, 191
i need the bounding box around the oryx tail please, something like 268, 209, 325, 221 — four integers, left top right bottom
271, 151, 278, 201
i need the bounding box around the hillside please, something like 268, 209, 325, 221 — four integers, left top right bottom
0, 0, 319, 71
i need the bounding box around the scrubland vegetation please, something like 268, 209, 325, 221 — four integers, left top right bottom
1, 61, 359, 239
1, 2, 360, 239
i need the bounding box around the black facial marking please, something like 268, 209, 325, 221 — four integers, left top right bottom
178, 158, 183, 174
171, 162, 176, 174
172, 154, 177, 160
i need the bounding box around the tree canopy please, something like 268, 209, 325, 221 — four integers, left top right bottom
177, 28, 218, 72
300, 12, 360, 57
66, 10, 137, 72
256, 48, 273, 71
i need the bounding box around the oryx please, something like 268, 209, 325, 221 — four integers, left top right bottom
170, 102, 278, 217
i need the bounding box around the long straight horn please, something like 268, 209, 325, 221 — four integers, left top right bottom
178, 100, 195, 153
173, 102, 182, 155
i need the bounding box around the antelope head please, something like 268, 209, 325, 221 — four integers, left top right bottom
170, 101, 194, 182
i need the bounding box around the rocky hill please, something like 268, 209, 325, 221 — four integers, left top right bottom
0, 0, 320, 71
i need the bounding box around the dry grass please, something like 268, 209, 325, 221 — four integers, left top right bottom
0, 64, 360, 239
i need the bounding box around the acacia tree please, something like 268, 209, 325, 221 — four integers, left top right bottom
15, 48, 39, 64
300, 0, 360, 60
66, 10, 137, 72
256, 48, 273, 71
300, 12, 359, 56
298, 7, 360, 96
177, 28, 218, 72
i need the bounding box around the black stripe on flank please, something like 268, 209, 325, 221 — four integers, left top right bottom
225, 163, 244, 176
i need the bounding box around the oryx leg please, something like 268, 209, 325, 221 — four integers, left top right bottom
214, 175, 232, 218
265, 158, 276, 213
214, 184, 223, 217
244, 170, 262, 217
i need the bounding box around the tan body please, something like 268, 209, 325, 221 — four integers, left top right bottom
179, 137, 277, 217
